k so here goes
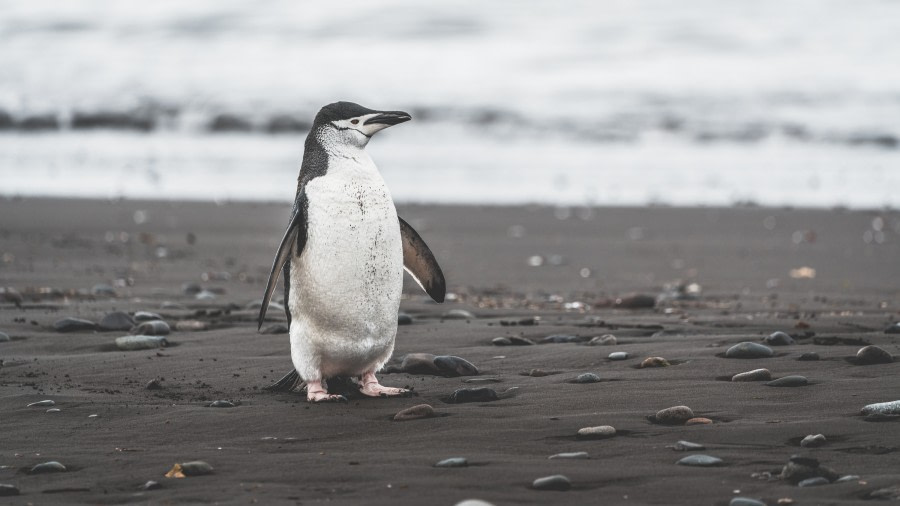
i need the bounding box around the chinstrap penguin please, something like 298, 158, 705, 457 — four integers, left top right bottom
257, 101, 446, 402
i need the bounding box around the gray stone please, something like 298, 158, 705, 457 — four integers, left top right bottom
433, 355, 479, 377
885, 323, 900, 334
142, 480, 162, 490
729, 498, 767, 506
447, 388, 498, 403
397, 313, 413, 325
434, 457, 468, 468
732, 368, 772, 382
178, 461, 214, 476
393, 404, 435, 421
764, 331, 795, 346
800, 434, 826, 448
798, 352, 820, 361
208, 400, 236, 408
492, 337, 512, 346
640, 356, 670, 368
589, 334, 617, 345
798, 477, 830, 487
0, 331, 11, 342
146, 379, 163, 390
115, 335, 167, 351
572, 373, 601, 384
195, 290, 217, 300
133, 311, 163, 322
182, 283, 202, 295
855, 345, 893, 365
0, 484, 20, 497
46, 408, 61, 413
868, 486, 900, 500
98, 311, 135, 331
676, 454, 723, 467
671, 440, 706, 451
91, 283, 117, 297
725, 342, 774, 358
30, 461, 67, 474
454, 501, 494, 506
836, 475, 860, 483
608, 351, 629, 360
131, 320, 170, 336
532, 474, 571, 491
442, 309, 476, 320
493, 336, 533, 346
53, 317, 97, 332
653, 405, 695, 425
27, 400, 55, 407
860, 400, 900, 415
766, 375, 808, 387
549, 452, 589, 460
576, 425, 616, 440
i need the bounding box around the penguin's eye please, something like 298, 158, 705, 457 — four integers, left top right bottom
351, 119, 359, 125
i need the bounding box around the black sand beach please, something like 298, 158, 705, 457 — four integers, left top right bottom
1, 197, 899, 505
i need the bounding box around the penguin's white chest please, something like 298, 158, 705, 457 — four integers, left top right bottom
288, 153, 403, 379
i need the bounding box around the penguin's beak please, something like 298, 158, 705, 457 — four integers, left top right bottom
364, 111, 411, 127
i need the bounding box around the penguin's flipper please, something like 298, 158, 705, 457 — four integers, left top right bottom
258, 206, 306, 330
399, 217, 446, 303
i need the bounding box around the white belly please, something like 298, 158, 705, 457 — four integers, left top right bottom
288, 154, 403, 380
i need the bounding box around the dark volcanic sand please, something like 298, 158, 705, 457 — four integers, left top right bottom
1, 197, 899, 505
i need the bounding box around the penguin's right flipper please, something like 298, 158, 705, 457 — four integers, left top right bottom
258, 200, 307, 330
264, 369, 305, 392
399, 217, 446, 303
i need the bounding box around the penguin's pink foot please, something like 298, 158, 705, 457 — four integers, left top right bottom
358, 372, 410, 398
306, 380, 347, 403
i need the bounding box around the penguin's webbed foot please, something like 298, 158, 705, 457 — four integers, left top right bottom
358, 372, 412, 398
306, 380, 348, 403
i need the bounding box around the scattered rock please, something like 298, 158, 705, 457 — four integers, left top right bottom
670, 440, 705, 451
146, 379, 163, 390
765, 331, 795, 346
142, 480, 162, 491
614, 294, 656, 309
182, 283, 202, 295
175, 320, 210, 331
131, 320, 170, 336
854, 345, 893, 365
434, 355, 479, 377
443, 309, 476, 320
0, 484, 19, 497
493, 336, 533, 346
208, 400, 236, 408
652, 405, 695, 425
91, 283, 117, 297
677, 454, 723, 467
27, 399, 55, 407
455, 500, 495, 506
860, 400, 900, 416
549, 452, 589, 460
685, 417, 713, 425
798, 477, 830, 487
523, 369, 554, 377
133, 311, 163, 322
836, 475, 860, 483
532, 474, 571, 491
588, 334, 617, 345
867, 486, 900, 500
393, 404, 435, 421
800, 434, 826, 448
576, 425, 616, 440
46, 408, 61, 413
766, 376, 808, 387
608, 352, 629, 361
725, 342, 774, 359
434, 457, 468, 468
195, 290, 217, 301
30, 461, 67, 474
397, 313, 413, 325
780, 455, 839, 484
732, 368, 772, 382
885, 323, 900, 334
165, 461, 213, 478
798, 352, 820, 361
492, 337, 512, 346
0, 331, 9, 342
53, 317, 97, 333
572, 373, 601, 384
640, 356, 670, 368
260, 324, 288, 334
730, 498, 767, 506
98, 311, 135, 331
115, 335, 167, 351
447, 388, 498, 403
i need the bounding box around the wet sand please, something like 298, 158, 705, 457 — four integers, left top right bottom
1, 197, 899, 505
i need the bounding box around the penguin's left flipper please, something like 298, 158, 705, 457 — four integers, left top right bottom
399, 217, 446, 303
265, 369, 304, 392
258, 202, 307, 330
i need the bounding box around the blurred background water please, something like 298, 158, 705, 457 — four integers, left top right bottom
1, 0, 898, 207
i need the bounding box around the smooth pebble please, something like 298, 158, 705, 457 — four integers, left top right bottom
725, 342, 774, 359
0, 484, 19, 497
397, 313, 413, 325
885, 323, 900, 334
27, 399, 55, 407
798, 352, 820, 361
653, 405, 695, 425
855, 345, 893, 365
393, 404, 435, 421
532, 474, 571, 491
572, 373, 601, 384
549, 452, 589, 460
730, 498, 767, 506
576, 425, 616, 440
443, 309, 476, 320
677, 454, 723, 466
455, 501, 494, 506
133, 311, 163, 322
640, 356, 670, 368
434, 457, 468, 468
798, 477, 830, 487
732, 368, 771, 382
115, 335, 167, 351
0, 331, 9, 342
800, 434, 826, 448
589, 334, 617, 346
98, 311, 135, 331
30, 461, 67, 474
764, 331, 795, 346
608, 352, 629, 361
766, 375, 808, 387
860, 400, 900, 416
131, 320, 170, 336
433, 355, 479, 377
836, 475, 860, 483
143, 480, 162, 490
685, 417, 712, 425
208, 400, 236, 408
672, 440, 705, 451
53, 317, 97, 333
46, 408, 60, 413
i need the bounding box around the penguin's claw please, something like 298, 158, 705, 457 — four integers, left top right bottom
358, 373, 411, 398
307, 393, 348, 403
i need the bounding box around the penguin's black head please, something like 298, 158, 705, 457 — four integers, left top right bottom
313, 101, 411, 148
